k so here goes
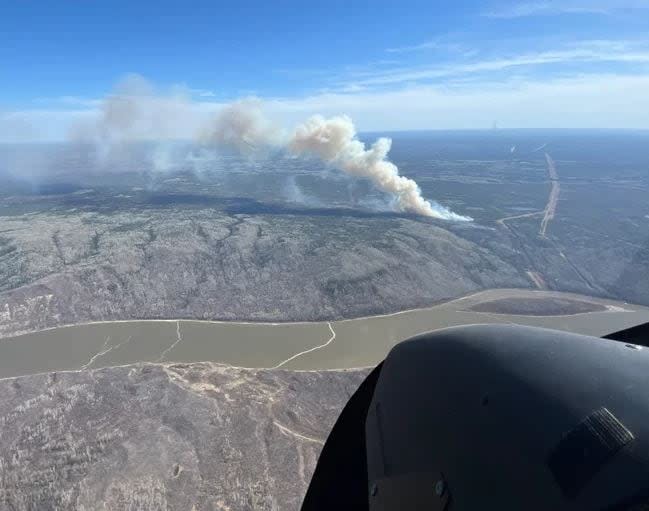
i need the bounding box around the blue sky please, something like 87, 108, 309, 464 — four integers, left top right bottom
2, 0, 649, 140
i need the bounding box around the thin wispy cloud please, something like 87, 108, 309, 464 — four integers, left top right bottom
7, 36, 649, 142
169, 83, 219, 99
32, 96, 103, 109
386, 40, 443, 53
263, 73, 649, 130
4, 37, 649, 142
339, 41, 649, 89
32, 87, 218, 111
485, 0, 649, 18
5, 70, 649, 143
386, 39, 467, 54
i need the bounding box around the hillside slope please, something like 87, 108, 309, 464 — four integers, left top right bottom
0, 209, 528, 338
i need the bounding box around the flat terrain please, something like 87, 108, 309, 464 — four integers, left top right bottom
0, 289, 646, 379
468, 296, 607, 316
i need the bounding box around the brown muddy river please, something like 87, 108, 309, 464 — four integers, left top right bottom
1, 289, 647, 379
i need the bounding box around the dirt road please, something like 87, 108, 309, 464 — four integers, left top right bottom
539, 152, 560, 238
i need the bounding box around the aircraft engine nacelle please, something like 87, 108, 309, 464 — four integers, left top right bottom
302, 324, 649, 511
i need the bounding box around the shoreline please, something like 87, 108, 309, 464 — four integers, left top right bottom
0, 287, 638, 341
0, 288, 647, 380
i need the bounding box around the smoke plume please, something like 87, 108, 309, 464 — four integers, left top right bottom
62, 75, 470, 220
196, 104, 469, 219
287, 115, 470, 220
199, 100, 280, 154
69, 74, 204, 171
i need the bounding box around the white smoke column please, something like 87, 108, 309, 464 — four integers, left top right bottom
288, 115, 471, 220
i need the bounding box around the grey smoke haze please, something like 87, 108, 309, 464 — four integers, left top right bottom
67, 75, 208, 173
71, 75, 203, 144
201, 101, 469, 219
287, 115, 470, 220
5, 75, 469, 220
199, 100, 281, 154
284, 175, 323, 207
